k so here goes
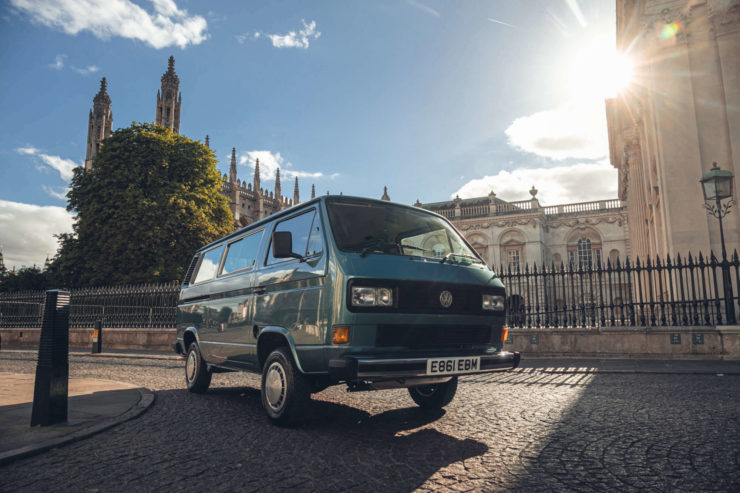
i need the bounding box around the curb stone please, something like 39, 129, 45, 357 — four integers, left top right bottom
0, 387, 155, 467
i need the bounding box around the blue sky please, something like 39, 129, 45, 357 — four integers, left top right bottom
0, 0, 622, 268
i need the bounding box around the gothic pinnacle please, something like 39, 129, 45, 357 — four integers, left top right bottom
293, 176, 299, 203
230, 148, 237, 183
94, 77, 111, 104
168, 55, 175, 73
254, 157, 261, 190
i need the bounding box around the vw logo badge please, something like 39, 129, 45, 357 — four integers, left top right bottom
439, 290, 453, 308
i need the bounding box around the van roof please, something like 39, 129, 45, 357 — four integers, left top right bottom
195, 195, 444, 253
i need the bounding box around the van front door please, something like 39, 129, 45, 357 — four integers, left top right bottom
254, 208, 327, 364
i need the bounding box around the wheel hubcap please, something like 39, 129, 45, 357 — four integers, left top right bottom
186, 351, 197, 382
264, 362, 287, 411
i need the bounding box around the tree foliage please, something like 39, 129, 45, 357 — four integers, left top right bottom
51, 123, 233, 286
0, 266, 51, 292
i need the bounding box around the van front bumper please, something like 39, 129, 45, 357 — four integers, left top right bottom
328, 351, 520, 381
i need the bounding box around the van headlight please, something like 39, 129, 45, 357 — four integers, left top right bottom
351, 286, 393, 307
482, 294, 505, 311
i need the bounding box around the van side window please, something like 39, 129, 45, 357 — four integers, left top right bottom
192, 245, 225, 284
267, 209, 317, 264
306, 214, 324, 257
222, 230, 264, 275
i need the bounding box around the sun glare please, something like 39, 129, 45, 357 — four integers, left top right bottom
567, 38, 633, 100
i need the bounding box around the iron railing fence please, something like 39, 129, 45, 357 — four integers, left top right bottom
0, 282, 180, 329
499, 251, 740, 328
1, 251, 738, 330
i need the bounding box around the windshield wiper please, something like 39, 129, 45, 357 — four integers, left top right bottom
401, 244, 427, 254
440, 252, 481, 264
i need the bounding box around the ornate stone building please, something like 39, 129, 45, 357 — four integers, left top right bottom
84, 57, 309, 226
417, 189, 630, 272
606, 0, 739, 259
84, 57, 630, 264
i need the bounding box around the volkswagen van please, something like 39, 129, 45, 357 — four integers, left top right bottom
174, 195, 519, 424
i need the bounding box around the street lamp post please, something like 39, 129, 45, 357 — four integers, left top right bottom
700, 162, 736, 324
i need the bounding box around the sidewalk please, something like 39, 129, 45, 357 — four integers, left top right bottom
0, 373, 154, 466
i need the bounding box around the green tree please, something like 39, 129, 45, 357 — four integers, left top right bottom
52, 123, 233, 286
0, 266, 51, 292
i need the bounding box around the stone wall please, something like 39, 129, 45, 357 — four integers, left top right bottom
0, 328, 177, 352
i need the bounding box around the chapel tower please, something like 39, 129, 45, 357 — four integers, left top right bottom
84, 77, 113, 171
156, 56, 181, 133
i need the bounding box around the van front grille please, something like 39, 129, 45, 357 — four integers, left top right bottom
375, 324, 493, 349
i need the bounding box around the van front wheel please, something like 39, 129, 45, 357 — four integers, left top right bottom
261, 347, 310, 425
408, 376, 458, 409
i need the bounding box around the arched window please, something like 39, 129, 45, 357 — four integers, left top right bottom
499, 229, 526, 274
566, 230, 602, 269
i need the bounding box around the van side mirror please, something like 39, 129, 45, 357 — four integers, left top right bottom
272, 231, 304, 260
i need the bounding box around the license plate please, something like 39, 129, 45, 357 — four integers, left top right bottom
426, 356, 481, 375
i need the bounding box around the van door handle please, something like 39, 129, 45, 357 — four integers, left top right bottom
254, 287, 266, 295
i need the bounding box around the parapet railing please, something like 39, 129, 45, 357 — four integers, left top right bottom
428, 199, 624, 220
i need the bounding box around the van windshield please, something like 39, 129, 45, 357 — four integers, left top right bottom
326, 200, 482, 263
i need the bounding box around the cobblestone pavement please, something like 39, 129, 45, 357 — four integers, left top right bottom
1, 352, 739, 492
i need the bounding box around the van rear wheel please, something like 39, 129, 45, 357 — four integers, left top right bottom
185, 342, 211, 393
408, 376, 458, 409
261, 347, 310, 426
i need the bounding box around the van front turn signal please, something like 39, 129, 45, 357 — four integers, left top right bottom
332, 326, 350, 344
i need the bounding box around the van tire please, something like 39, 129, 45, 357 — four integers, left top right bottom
185, 342, 211, 393
408, 376, 458, 409
261, 347, 310, 426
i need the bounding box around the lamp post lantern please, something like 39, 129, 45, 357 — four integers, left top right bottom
700, 162, 736, 324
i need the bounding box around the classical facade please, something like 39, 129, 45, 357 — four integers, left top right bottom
418, 189, 630, 272
606, 0, 739, 259
83, 57, 308, 226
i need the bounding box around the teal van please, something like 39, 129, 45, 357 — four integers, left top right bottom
174, 195, 519, 424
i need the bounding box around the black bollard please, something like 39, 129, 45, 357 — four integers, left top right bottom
30, 290, 70, 426
91, 319, 102, 354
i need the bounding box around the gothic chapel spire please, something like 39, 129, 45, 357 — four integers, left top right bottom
85, 77, 113, 171
156, 55, 181, 133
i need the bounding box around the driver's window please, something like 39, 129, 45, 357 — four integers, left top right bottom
266, 209, 317, 265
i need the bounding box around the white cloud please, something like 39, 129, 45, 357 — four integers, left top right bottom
17, 146, 39, 155
407, 0, 440, 17
453, 161, 617, 206
505, 100, 608, 161
49, 54, 66, 69
237, 150, 334, 183
17, 146, 80, 181
11, 0, 208, 49
72, 64, 99, 75
42, 185, 69, 200
0, 200, 74, 269
234, 33, 247, 44
257, 19, 320, 49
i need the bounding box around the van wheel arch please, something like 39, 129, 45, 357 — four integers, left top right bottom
183, 329, 198, 353
257, 331, 292, 370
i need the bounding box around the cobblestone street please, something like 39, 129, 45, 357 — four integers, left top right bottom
1, 352, 739, 492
